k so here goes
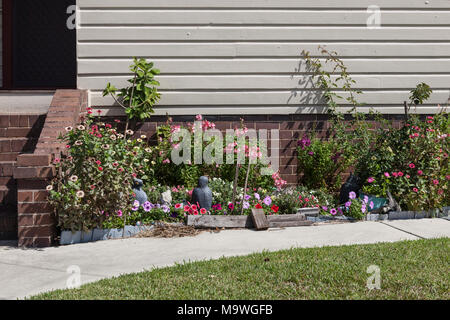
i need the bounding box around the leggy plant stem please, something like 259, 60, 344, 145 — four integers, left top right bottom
240, 160, 252, 215
231, 163, 240, 208
124, 73, 138, 141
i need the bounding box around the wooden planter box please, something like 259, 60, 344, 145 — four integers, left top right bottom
187, 208, 318, 229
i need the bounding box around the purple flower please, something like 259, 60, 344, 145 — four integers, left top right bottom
363, 195, 369, 204
330, 208, 337, 215
345, 201, 352, 208
263, 196, 272, 206
321, 206, 328, 211
308, 151, 314, 156
162, 205, 170, 213
349, 191, 357, 200
369, 201, 374, 210
361, 204, 367, 213
143, 201, 152, 212
298, 136, 311, 150
243, 202, 250, 209
244, 194, 251, 201
254, 193, 260, 200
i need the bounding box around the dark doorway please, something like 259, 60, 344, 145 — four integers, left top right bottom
2, 0, 76, 89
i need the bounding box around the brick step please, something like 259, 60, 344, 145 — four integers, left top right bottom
0, 206, 18, 240
0, 114, 46, 129
0, 152, 20, 162
0, 185, 17, 205
0, 127, 37, 138
0, 138, 38, 153
0, 161, 16, 177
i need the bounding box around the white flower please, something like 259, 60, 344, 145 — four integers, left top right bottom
46, 185, 53, 191
126, 130, 134, 135
65, 126, 73, 132
69, 175, 78, 182
77, 125, 86, 131
110, 135, 117, 141
75, 140, 83, 146
76, 191, 85, 198
141, 135, 147, 139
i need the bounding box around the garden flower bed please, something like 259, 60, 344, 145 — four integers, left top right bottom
46, 58, 448, 246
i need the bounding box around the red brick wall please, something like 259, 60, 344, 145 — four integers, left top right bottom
105, 114, 406, 186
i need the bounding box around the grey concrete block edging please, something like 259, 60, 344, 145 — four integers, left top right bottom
367, 207, 450, 221
60, 225, 155, 245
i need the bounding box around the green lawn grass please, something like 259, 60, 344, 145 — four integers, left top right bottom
32, 238, 449, 300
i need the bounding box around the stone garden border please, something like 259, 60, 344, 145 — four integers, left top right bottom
60, 225, 155, 245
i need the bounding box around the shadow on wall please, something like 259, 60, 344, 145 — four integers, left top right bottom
287, 58, 327, 113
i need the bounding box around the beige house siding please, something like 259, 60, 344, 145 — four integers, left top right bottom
77, 0, 450, 115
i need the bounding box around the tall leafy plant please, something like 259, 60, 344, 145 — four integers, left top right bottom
103, 58, 161, 133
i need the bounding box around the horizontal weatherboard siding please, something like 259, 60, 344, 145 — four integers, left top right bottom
77, 0, 450, 115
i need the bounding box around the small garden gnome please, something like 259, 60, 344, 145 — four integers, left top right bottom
191, 176, 212, 210
132, 178, 148, 206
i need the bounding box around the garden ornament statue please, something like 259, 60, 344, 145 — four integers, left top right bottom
339, 173, 361, 204
160, 189, 172, 206
191, 176, 212, 210
132, 178, 148, 206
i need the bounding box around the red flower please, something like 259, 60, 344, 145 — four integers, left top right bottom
255, 203, 262, 209
409, 163, 415, 169
228, 203, 235, 210
200, 208, 207, 215
98, 166, 103, 171
191, 204, 198, 211
271, 205, 279, 213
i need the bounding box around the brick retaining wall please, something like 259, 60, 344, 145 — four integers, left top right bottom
13, 90, 87, 247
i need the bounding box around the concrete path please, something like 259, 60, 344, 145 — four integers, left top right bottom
0, 218, 448, 300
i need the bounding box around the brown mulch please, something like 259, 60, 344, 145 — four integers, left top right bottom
135, 223, 205, 238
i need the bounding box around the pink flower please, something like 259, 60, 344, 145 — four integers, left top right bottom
398, 172, 404, 177
196, 114, 203, 121
392, 172, 398, 177
117, 210, 123, 217
406, 175, 410, 179
163, 159, 171, 164
413, 188, 419, 193
96, 160, 101, 165
384, 172, 390, 178
417, 170, 423, 176
433, 179, 439, 185
175, 203, 182, 209
200, 208, 207, 215
367, 177, 375, 183
438, 189, 444, 195
409, 163, 415, 169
